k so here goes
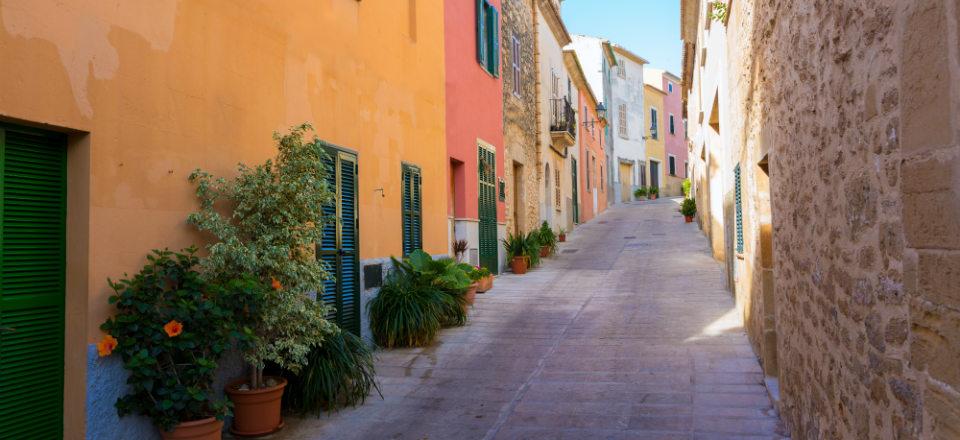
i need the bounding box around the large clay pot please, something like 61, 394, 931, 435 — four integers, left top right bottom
540, 245, 550, 258
477, 275, 493, 293
684, 215, 694, 223
226, 377, 287, 437
510, 256, 528, 274
558, 233, 566, 243
160, 418, 223, 440
465, 282, 479, 305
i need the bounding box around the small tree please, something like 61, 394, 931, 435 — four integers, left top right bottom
682, 179, 692, 198
188, 123, 336, 389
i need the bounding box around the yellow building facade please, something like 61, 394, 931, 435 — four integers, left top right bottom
0, 1, 448, 437
643, 84, 667, 193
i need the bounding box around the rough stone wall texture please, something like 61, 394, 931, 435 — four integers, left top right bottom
712, 0, 960, 438
502, 0, 540, 235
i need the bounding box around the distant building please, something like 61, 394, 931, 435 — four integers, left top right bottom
645, 69, 687, 197
607, 44, 648, 204
564, 48, 608, 223
642, 82, 667, 195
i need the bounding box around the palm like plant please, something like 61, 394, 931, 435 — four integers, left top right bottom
392, 251, 471, 328
502, 232, 526, 259
537, 221, 558, 254
367, 271, 446, 348
524, 231, 542, 267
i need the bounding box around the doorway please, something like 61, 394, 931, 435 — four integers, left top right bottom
512, 161, 524, 234
478, 146, 498, 274
619, 161, 633, 203
650, 160, 661, 191
318, 147, 361, 335
571, 158, 579, 224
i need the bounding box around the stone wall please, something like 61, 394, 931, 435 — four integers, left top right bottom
709, 0, 960, 438
502, 0, 540, 235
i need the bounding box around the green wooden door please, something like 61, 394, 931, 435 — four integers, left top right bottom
318, 148, 360, 335
0, 124, 67, 439
401, 164, 422, 256
478, 147, 498, 274
571, 158, 579, 224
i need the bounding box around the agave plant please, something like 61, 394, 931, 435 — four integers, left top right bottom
367, 271, 446, 348
281, 329, 381, 415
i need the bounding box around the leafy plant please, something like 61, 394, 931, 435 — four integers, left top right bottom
682, 179, 692, 198
367, 270, 446, 348
710, 1, 728, 22
280, 330, 381, 415
452, 239, 469, 262
468, 266, 491, 281
648, 186, 660, 196
680, 197, 697, 217
634, 186, 648, 198
524, 231, 542, 268
393, 250, 471, 327
502, 232, 527, 259
537, 221, 558, 254
187, 123, 336, 389
99, 248, 264, 431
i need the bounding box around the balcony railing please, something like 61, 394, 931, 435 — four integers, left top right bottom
550, 97, 576, 139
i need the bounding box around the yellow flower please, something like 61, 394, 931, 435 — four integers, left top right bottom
163, 320, 183, 337
271, 277, 282, 291
97, 334, 118, 357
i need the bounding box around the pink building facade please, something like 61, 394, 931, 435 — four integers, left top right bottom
444, 0, 506, 272
660, 71, 687, 196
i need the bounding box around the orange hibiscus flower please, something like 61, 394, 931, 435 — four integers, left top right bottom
97, 334, 118, 357
271, 277, 282, 291
163, 320, 184, 337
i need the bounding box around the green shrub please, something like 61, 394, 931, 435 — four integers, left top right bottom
537, 221, 558, 254
280, 330, 381, 415
634, 186, 648, 197
99, 248, 264, 431
680, 198, 697, 217
524, 231, 542, 267
682, 179, 692, 198
367, 271, 446, 348
188, 123, 335, 389
648, 186, 660, 196
393, 250, 471, 327
502, 232, 526, 259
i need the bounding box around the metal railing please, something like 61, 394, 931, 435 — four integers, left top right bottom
550, 97, 576, 138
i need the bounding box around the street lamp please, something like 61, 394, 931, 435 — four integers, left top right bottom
583, 103, 607, 129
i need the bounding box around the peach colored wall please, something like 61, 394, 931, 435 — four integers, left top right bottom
0, 0, 447, 374
444, 0, 505, 221
577, 91, 607, 222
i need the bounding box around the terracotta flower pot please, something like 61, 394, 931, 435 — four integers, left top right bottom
226, 377, 287, 437
650, 194, 658, 200
558, 234, 566, 242
160, 418, 223, 440
540, 245, 550, 258
477, 275, 493, 293
684, 215, 694, 223
465, 282, 479, 305
510, 256, 528, 274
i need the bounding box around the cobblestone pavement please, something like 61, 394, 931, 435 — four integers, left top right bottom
274, 198, 788, 440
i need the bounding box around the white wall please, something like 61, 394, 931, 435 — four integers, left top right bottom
608, 52, 646, 202
537, 13, 575, 231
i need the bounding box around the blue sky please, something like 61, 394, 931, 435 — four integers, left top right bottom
561, 0, 681, 75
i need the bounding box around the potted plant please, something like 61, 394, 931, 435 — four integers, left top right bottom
188, 124, 335, 437
503, 232, 528, 274
368, 269, 447, 348
648, 186, 660, 200
558, 228, 567, 242
475, 266, 494, 293
452, 239, 468, 262
462, 265, 489, 302
99, 248, 263, 440
524, 231, 542, 268
392, 250, 472, 326
680, 197, 697, 223
537, 221, 558, 257
634, 186, 648, 200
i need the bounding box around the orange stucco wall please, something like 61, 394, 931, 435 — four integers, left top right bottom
0, 0, 448, 344
578, 90, 607, 222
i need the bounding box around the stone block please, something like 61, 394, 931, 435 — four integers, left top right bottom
925, 379, 960, 440
915, 250, 960, 307
901, 152, 960, 194
900, 0, 955, 154
909, 300, 960, 389
902, 191, 960, 249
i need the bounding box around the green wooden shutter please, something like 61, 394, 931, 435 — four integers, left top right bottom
478, 147, 498, 274
476, 0, 486, 67
734, 164, 743, 254
0, 124, 67, 439
401, 164, 422, 256
318, 148, 360, 335
489, 5, 500, 77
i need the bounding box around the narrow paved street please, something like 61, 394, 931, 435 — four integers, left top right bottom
280, 199, 787, 440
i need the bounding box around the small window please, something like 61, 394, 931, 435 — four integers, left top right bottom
511, 35, 521, 96
401, 164, 423, 256
734, 164, 743, 254
668, 156, 677, 176
476, 0, 500, 76
668, 82, 674, 93
554, 168, 561, 211
617, 60, 626, 79
650, 108, 658, 140
618, 104, 628, 138
669, 114, 676, 135
684, 161, 689, 178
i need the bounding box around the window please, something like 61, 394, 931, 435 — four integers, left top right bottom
617, 59, 626, 79
511, 35, 521, 96
401, 164, 423, 256
554, 168, 561, 211
669, 114, 676, 135
650, 108, 658, 140
685, 161, 689, 178
668, 82, 674, 93
639, 160, 647, 186
552, 71, 560, 98
586, 154, 591, 191
734, 164, 744, 254
618, 104, 628, 138
600, 165, 604, 190
668, 155, 677, 176
476, 0, 499, 76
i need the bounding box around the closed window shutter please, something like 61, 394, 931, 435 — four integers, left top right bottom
476, 0, 486, 66
735, 164, 744, 254
318, 149, 361, 335
401, 165, 422, 256
0, 125, 67, 439
489, 6, 500, 77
